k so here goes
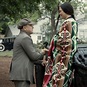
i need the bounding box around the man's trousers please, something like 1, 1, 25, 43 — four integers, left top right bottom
35, 64, 45, 87
13, 80, 30, 87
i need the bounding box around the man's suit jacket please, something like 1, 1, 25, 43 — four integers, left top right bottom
9, 31, 44, 83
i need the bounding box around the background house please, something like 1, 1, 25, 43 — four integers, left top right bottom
5, 25, 20, 37
5, 18, 49, 44
31, 24, 44, 44
5, 24, 44, 44
77, 18, 87, 42
76, 0, 87, 42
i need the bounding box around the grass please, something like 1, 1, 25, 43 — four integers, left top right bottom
0, 50, 13, 57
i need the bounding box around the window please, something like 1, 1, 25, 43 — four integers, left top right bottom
37, 36, 41, 40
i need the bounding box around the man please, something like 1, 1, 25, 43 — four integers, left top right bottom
9, 18, 48, 87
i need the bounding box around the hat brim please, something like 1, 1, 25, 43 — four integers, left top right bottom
29, 22, 35, 25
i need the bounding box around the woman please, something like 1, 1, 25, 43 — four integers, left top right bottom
43, 2, 78, 87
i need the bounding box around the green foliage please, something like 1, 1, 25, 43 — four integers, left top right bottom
0, 50, 13, 57
0, 17, 10, 34
0, 0, 84, 22
0, 0, 85, 34
0, 0, 42, 21
0, 0, 42, 33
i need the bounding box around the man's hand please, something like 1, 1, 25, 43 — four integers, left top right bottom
41, 56, 48, 66
41, 48, 49, 55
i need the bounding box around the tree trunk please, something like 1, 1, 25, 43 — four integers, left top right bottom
50, 8, 57, 39
50, 2, 60, 39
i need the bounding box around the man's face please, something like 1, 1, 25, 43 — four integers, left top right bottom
23, 24, 34, 34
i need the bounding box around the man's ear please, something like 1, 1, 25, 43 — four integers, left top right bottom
23, 26, 27, 30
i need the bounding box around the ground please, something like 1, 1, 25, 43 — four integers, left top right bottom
0, 56, 36, 87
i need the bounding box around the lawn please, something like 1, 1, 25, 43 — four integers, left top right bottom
0, 50, 13, 57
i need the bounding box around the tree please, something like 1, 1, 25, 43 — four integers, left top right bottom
38, 0, 85, 40
0, 0, 85, 36
0, 0, 42, 34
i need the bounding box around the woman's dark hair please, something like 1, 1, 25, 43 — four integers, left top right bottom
60, 2, 75, 20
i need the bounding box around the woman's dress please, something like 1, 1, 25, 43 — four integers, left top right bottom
43, 18, 78, 87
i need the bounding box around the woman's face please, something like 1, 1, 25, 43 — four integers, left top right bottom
59, 7, 67, 19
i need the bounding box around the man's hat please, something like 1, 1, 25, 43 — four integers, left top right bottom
17, 18, 34, 29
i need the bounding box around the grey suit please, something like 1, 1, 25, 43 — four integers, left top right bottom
9, 31, 44, 84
